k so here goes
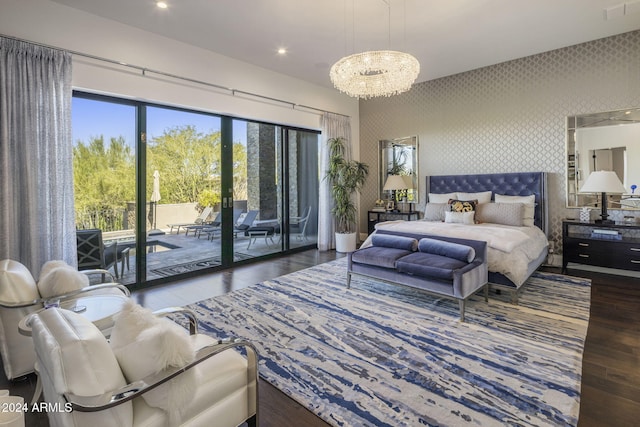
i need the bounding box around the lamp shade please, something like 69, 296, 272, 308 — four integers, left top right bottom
580, 170, 626, 194
383, 175, 407, 191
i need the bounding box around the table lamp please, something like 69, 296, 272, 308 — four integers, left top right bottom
579, 170, 626, 224
402, 175, 415, 212
383, 175, 407, 212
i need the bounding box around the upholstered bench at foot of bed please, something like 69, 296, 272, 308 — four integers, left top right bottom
350, 246, 414, 269
346, 234, 488, 321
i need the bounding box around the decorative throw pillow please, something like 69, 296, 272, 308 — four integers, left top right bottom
428, 192, 457, 203
475, 202, 524, 226
448, 199, 478, 213
109, 301, 196, 424
456, 191, 492, 204
37, 264, 89, 298
444, 211, 475, 225
423, 203, 448, 221
494, 194, 536, 227
371, 234, 418, 251
418, 238, 476, 263
38, 260, 70, 281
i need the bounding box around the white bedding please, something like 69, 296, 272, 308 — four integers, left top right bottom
361, 220, 548, 287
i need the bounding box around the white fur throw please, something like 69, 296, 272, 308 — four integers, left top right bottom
38, 260, 69, 281
37, 262, 89, 298
109, 301, 196, 423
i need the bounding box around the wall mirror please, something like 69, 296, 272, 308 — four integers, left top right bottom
379, 136, 418, 203
566, 107, 640, 209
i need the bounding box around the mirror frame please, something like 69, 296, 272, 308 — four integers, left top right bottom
566, 107, 640, 210
378, 136, 419, 203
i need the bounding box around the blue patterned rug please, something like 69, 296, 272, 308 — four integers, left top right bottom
188, 258, 590, 427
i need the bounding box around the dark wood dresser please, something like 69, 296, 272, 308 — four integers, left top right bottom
562, 220, 640, 273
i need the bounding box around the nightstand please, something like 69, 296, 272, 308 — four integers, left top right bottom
368, 210, 420, 235
562, 220, 640, 273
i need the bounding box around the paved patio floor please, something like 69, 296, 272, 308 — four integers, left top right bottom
110, 228, 316, 285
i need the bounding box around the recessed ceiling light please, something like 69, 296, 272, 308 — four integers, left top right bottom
157, 1, 168, 9
277, 48, 287, 55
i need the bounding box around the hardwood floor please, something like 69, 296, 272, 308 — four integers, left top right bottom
1, 251, 638, 426
564, 267, 640, 427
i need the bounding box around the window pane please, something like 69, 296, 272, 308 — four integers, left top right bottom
72, 97, 136, 284
234, 120, 282, 258
145, 106, 222, 280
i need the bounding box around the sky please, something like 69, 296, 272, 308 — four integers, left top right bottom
72, 97, 247, 147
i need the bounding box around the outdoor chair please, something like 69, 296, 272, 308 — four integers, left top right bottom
190, 211, 221, 238
202, 209, 242, 240
76, 229, 130, 279
30, 304, 258, 427
233, 210, 259, 237
290, 206, 312, 241
167, 206, 213, 235
0, 259, 129, 380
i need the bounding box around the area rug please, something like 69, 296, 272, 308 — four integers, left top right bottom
187, 258, 591, 427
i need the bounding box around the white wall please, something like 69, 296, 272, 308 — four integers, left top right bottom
0, 0, 359, 149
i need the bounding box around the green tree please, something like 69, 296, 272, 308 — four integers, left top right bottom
73, 126, 249, 228
73, 135, 136, 212
147, 125, 220, 204
146, 125, 248, 209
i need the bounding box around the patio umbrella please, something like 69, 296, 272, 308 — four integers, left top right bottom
149, 170, 164, 235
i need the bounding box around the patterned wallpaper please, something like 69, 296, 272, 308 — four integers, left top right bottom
358, 30, 640, 258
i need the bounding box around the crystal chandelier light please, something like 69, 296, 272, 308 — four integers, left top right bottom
330, 50, 420, 99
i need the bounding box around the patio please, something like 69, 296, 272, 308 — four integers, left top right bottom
106, 227, 316, 285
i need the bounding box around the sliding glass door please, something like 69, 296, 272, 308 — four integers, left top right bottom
230, 120, 283, 259
72, 92, 319, 287
71, 96, 137, 283
144, 106, 222, 281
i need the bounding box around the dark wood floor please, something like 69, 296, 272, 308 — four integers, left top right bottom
2, 251, 638, 426
566, 266, 640, 427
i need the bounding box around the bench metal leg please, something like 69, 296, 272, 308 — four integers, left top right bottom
510, 290, 519, 305
459, 299, 466, 322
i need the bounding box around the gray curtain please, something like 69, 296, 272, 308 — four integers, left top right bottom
0, 37, 75, 276
319, 113, 351, 251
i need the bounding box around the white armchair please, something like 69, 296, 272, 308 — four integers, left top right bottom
30, 306, 258, 427
0, 259, 129, 380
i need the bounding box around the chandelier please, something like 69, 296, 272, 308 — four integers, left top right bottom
330, 50, 420, 99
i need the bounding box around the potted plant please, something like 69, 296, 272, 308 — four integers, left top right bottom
325, 137, 369, 252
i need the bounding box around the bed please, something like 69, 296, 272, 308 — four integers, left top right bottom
364, 172, 549, 302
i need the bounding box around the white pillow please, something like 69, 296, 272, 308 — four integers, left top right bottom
494, 194, 536, 227
39, 260, 70, 281
37, 265, 89, 298
428, 192, 457, 203
423, 203, 447, 221
109, 301, 196, 423
445, 211, 475, 225
456, 191, 492, 204
475, 202, 524, 226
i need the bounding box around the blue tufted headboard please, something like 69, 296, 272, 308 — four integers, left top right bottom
427, 172, 548, 235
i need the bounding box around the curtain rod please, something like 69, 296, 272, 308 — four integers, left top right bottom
1, 34, 350, 119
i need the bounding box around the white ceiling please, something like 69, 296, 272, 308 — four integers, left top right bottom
52, 0, 640, 90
